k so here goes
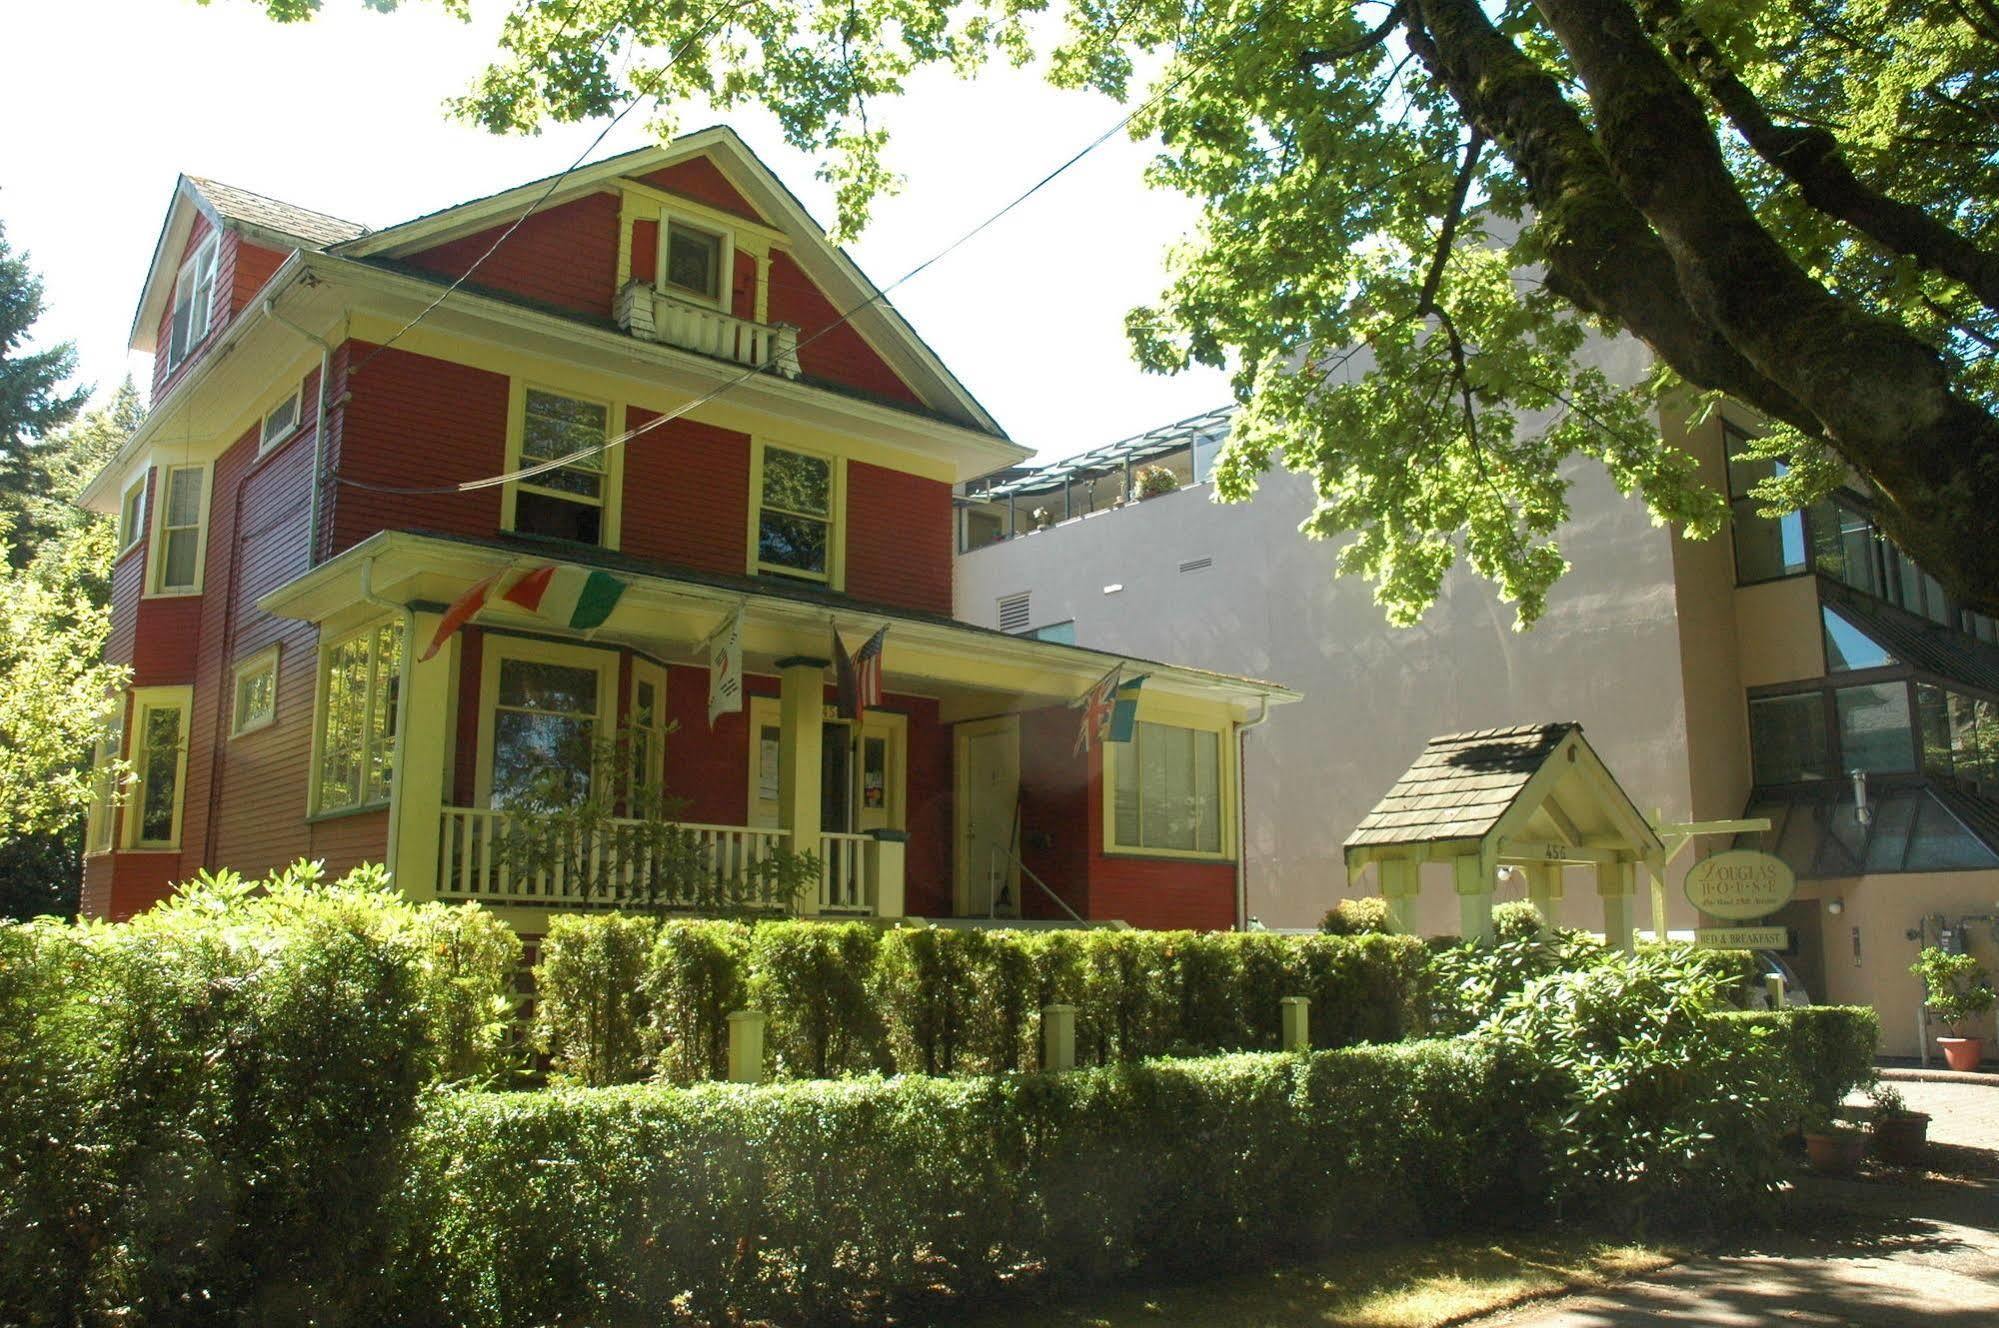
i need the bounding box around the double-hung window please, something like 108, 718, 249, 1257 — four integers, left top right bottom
1109, 720, 1227, 856
151, 465, 207, 594
314, 620, 403, 814
754, 444, 838, 582
167, 235, 219, 372
128, 687, 192, 849
508, 387, 615, 547
629, 660, 668, 815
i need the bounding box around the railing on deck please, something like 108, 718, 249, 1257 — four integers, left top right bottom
614, 282, 801, 378
438, 807, 791, 910
818, 831, 875, 915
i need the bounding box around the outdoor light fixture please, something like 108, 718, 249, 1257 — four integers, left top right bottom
1851, 768, 1872, 827
1102, 583, 1124, 594
1827, 897, 1845, 915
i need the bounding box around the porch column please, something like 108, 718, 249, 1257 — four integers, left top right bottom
1597, 860, 1637, 953
867, 830, 907, 919
776, 657, 825, 916
1379, 858, 1421, 934
1524, 863, 1563, 926
390, 610, 454, 899
1454, 855, 1494, 943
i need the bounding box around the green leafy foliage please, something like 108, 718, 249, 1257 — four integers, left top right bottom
532, 912, 659, 1085
1910, 946, 1995, 1034
747, 919, 889, 1078
1320, 894, 1393, 935
645, 916, 750, 1083
0, 863, 519, 1325
1711, 1005, 1880, 1120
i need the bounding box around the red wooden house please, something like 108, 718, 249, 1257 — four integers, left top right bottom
77, 128, 1295, 935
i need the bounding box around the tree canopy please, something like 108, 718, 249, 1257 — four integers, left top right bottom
238, 0, 1999, 624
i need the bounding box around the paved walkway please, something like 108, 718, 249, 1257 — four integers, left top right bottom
1859, 1074, 1999, 1151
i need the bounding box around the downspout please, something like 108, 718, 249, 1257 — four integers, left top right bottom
1235, 695, 1271, 931
359, 556, 417, 879
261, 296, 332, 568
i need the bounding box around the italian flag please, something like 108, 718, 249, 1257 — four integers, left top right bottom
419, 562, 628, 661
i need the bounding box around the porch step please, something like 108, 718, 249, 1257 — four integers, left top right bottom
907, 916, 1130, 932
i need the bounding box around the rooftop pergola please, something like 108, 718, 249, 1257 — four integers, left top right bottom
974, 405, 1235, 502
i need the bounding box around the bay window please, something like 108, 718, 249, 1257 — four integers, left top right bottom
314, 620, 403, 814
151, 464, 207, 594
85, 706, 125, 855
128, 687, 192, 848
1110, 719, 1226, 855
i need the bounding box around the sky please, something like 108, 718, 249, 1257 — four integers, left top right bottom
0, 0, 1235, 465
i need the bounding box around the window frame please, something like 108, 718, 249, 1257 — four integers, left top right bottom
84, 701, 126, 856
1099, 703, 1237, 861
165, 233, 220, 374
230, 644, 282, 738
125, 685, 193, 850
655, 208, 735, 311
473, 635, 621, 810
500, 380, 624, 551
147, 461, 211, 597
259, 382, 304, 455
118, 475, 148, 555
629, 656, 669, 815
308, 617, 405, 817
747, 438, 845, 587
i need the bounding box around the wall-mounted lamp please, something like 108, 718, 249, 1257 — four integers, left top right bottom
1851, 768, 1872, 827
1102, 583, 1124, 595
1827, 897, 1845, 915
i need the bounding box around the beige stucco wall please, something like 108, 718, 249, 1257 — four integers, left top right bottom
1734, 578, 1825, 688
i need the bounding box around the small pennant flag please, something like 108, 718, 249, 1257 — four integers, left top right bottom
1108, 674, 1146, 743
1070, 664, 1122, 757
419, 562, 628, 662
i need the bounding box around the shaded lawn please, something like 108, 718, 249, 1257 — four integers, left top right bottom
949, 1232, 1681, 1328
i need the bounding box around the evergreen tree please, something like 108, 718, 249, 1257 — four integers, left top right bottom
0, 219, 89, 569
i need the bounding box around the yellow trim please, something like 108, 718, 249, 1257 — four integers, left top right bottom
953, 714, 1020, 916
616, 178, 787, 248
629, 655, 669, 800
229, 643, 282, 738
125, 684, 193, 850
473, 634, 621, 808
162, 233, 220, 376
747, 437, 846, 589
856, 710, 907, 833
256, 378, 305, 456
84, 703, 125, 856
308, 615, 403, 817
118, 475, 148, 554
747, 693, 782, 829
657, 211, 736, 312
500, 379, 627, 552
1099, 693, 1239, 862
146, 461, 213, 597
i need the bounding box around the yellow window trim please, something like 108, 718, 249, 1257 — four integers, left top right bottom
125, 685, 193, 851
307, 616, 403, 817
84, 701, 126, 857
656, 209, 735, 312
747, 437, 846, 590
145, 460, 213, 598
118, 475, 148, 554
258, 380, 305, 456
500, 379, 625, 552
629, 656, 669, 805
473, 634, 621, 809
1098, 699, 1239, 862
230, 643, 282, 738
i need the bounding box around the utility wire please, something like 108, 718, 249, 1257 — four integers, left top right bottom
338, 4, 1277, 497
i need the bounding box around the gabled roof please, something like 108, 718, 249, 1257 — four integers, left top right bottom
1347, 724, 1578, 848
128, 174, 365, 351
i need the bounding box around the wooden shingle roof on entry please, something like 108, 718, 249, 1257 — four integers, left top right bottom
1345, 723, 1580, 849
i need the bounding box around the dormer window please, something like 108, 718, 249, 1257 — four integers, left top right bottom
657, 211, 732, 311
166, 234, 219, 372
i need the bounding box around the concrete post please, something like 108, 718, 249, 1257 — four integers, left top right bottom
1379, 858, 1421, 934
1765, 974, 1787, 1008
1596, 860, 1637, 954
1454, 856, 1494, 943
1041, 1003, 1077, 1072
390, 611, 453, 899
776, 658, 826, 915
1524, 863, 1563, 926
1280, 996, 1310, 1052
866, 830, 907, 919
727, 1009, 767, 1083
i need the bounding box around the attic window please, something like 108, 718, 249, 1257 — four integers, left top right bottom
663, 220, 724, 302
260, 384, 303, 454
166, 234, 219, 372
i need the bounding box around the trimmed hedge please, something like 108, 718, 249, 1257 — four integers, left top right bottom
1713, 1004, 1880, 1117
392, 1042, 1526, 1327
534, 917, 1432, 1083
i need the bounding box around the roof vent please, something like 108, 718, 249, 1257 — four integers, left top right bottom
998, 593, 1031, 633
1178, 557, 1214, 574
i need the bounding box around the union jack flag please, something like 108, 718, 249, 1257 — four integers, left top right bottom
1071, 664, 1122, 757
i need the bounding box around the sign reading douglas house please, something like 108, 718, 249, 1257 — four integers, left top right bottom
1683, 849, 1796, 921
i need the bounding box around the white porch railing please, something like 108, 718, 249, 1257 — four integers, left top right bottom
818, 831, 875, 915
615, 282, 801, 378
437, 807, 793, 910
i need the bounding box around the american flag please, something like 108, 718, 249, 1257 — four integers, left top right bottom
835, 625, 889, 723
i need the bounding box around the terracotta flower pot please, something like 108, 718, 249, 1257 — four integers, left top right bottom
1938, 1036, 1986, 1072
1804, 1128, 1868, 1175
1872, 1112, 1931, 1167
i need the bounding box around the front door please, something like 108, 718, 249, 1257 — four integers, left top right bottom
954, 716, 1020, 916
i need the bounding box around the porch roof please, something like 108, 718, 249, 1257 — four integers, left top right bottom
260, 529, 1300, 721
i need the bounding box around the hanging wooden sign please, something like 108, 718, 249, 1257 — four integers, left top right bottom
1683, 850, 1796, 921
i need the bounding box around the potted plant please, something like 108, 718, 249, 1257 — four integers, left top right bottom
1132, 464, 1180, 500
1867, 1082, 1931, 1166
1911, 947, 1995, 1071
1801, 1106, 1868, 1175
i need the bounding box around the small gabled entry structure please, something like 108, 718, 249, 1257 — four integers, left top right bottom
1344, 723, 1665, 948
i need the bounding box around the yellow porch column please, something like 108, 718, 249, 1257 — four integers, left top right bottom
390, 611, 454, 899
1524, 863, 1563, 926
1597, 860, 1637, 953
1454, 855, 1494, 943
1379, 858, 1421, 934
776, 657, 825, 916
866, 831, 907, 919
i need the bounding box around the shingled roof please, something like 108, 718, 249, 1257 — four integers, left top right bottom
187, 176, 366, 249
1345, 723, 1579, 849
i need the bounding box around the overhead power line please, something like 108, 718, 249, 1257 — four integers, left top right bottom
338, 5, 1274, 498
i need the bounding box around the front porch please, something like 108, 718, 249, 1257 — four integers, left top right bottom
263, 531, 1295, 932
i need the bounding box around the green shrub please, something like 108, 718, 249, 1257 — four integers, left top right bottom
394, 1041, 1525, 1327
1321, 895, 1394, 935
874, 925, 991, 1074
747, 920, 886, 1077
413, 899, 524, 1084
644, 918, 751, 1083
1713, 1005, 1879, 1120
532, 913, 658, 1085
1490, 899, 1547, 942
1286, 933, 1428, 1047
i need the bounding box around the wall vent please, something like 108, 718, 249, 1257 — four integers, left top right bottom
998, 592, 1032, 633
1178, 557, 1214, 574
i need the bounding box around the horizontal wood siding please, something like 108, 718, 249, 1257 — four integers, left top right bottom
845, 461, 952, 614
619, 407, 750, 575
130, 597, 202, 685
104, 471, 150, 668
638, 160, 770, 225
404, 192, 620, 321
663, 663, 758, 827
329, 342, 509, 554
764, 251, 923, 406
229, 238, 288, 318
631, 219, 658, 284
